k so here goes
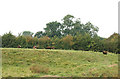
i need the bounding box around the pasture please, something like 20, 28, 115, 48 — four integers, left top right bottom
1, 48, 118, 77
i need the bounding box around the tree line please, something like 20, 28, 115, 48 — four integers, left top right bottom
1, 14, 120, 54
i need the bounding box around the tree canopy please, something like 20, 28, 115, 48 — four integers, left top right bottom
42, 14, 99, 38
22, 31, 34, 37
1, 14, 119, 54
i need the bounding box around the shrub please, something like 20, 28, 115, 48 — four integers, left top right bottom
2, 32, 17, 48
30, 65, 49, 74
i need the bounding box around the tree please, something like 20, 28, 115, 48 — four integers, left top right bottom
34, 31, 44, 38
61, 14, 99, 37
84, 22, 99, 37
22, 31, 34, 37
25, 36, 34, 48
61, 14, 74, 36
51, 35, 62, 49
2, 32, 17, 48
70, 18, 84, 36
16, 36, 27, 48
44, 21, 61, 38
103, 33, 119, 53
89, 35, 104, 52
61, 35, 74, 49
38, 36, 51, 48
32, 37, 39, 46
73, 33, 91, 50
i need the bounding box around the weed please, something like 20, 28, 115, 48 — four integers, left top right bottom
30, 65, 49, 74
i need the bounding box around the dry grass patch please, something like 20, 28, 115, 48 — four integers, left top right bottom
30, 65, 49, 74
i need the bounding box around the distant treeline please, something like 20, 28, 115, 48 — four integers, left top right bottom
1, 14, 120, 54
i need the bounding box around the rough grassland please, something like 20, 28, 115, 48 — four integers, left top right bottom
1, 48, 118, 77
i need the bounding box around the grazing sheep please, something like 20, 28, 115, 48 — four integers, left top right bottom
103, 51, 108, 55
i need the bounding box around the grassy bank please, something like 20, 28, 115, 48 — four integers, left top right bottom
1, 48, 118, 77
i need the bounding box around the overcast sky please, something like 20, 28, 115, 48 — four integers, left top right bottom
0, 0, 119, 38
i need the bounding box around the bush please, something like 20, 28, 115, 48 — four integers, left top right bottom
16, 36, 27, 48
2, 32, 17, 48
30, 65, 49, 74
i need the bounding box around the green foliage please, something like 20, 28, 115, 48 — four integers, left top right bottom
61, 14, 99, 37
25, 36, 35, 48
32, 37, 39, 46
84, 22, 99, 37
34, 31, 43, 38
1, 14, 119, 54
73, 33, 91, 50
70, 19, 84, 36
61, 35, 74, 49
16, 36, 27, 48
43, 14, 99, 37
44, 21, 61, 37
1, 32, 119, 53
61, 14, 74, 36
103, 33, 119, 53
22, 31, 34, 37
38, 36, 51, 48
90, 35, 104, 52
2, 32, 17, 48
51, 36, 62, 49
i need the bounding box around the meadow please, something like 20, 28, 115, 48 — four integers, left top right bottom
1, 48, 118, 77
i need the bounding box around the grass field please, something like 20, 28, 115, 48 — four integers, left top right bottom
1, 48, 118, 77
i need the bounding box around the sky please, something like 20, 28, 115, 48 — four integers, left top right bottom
0, 0, 119, 38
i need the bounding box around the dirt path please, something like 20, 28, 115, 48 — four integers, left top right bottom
41, 75, 59, 77
108, 64, 117, 67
